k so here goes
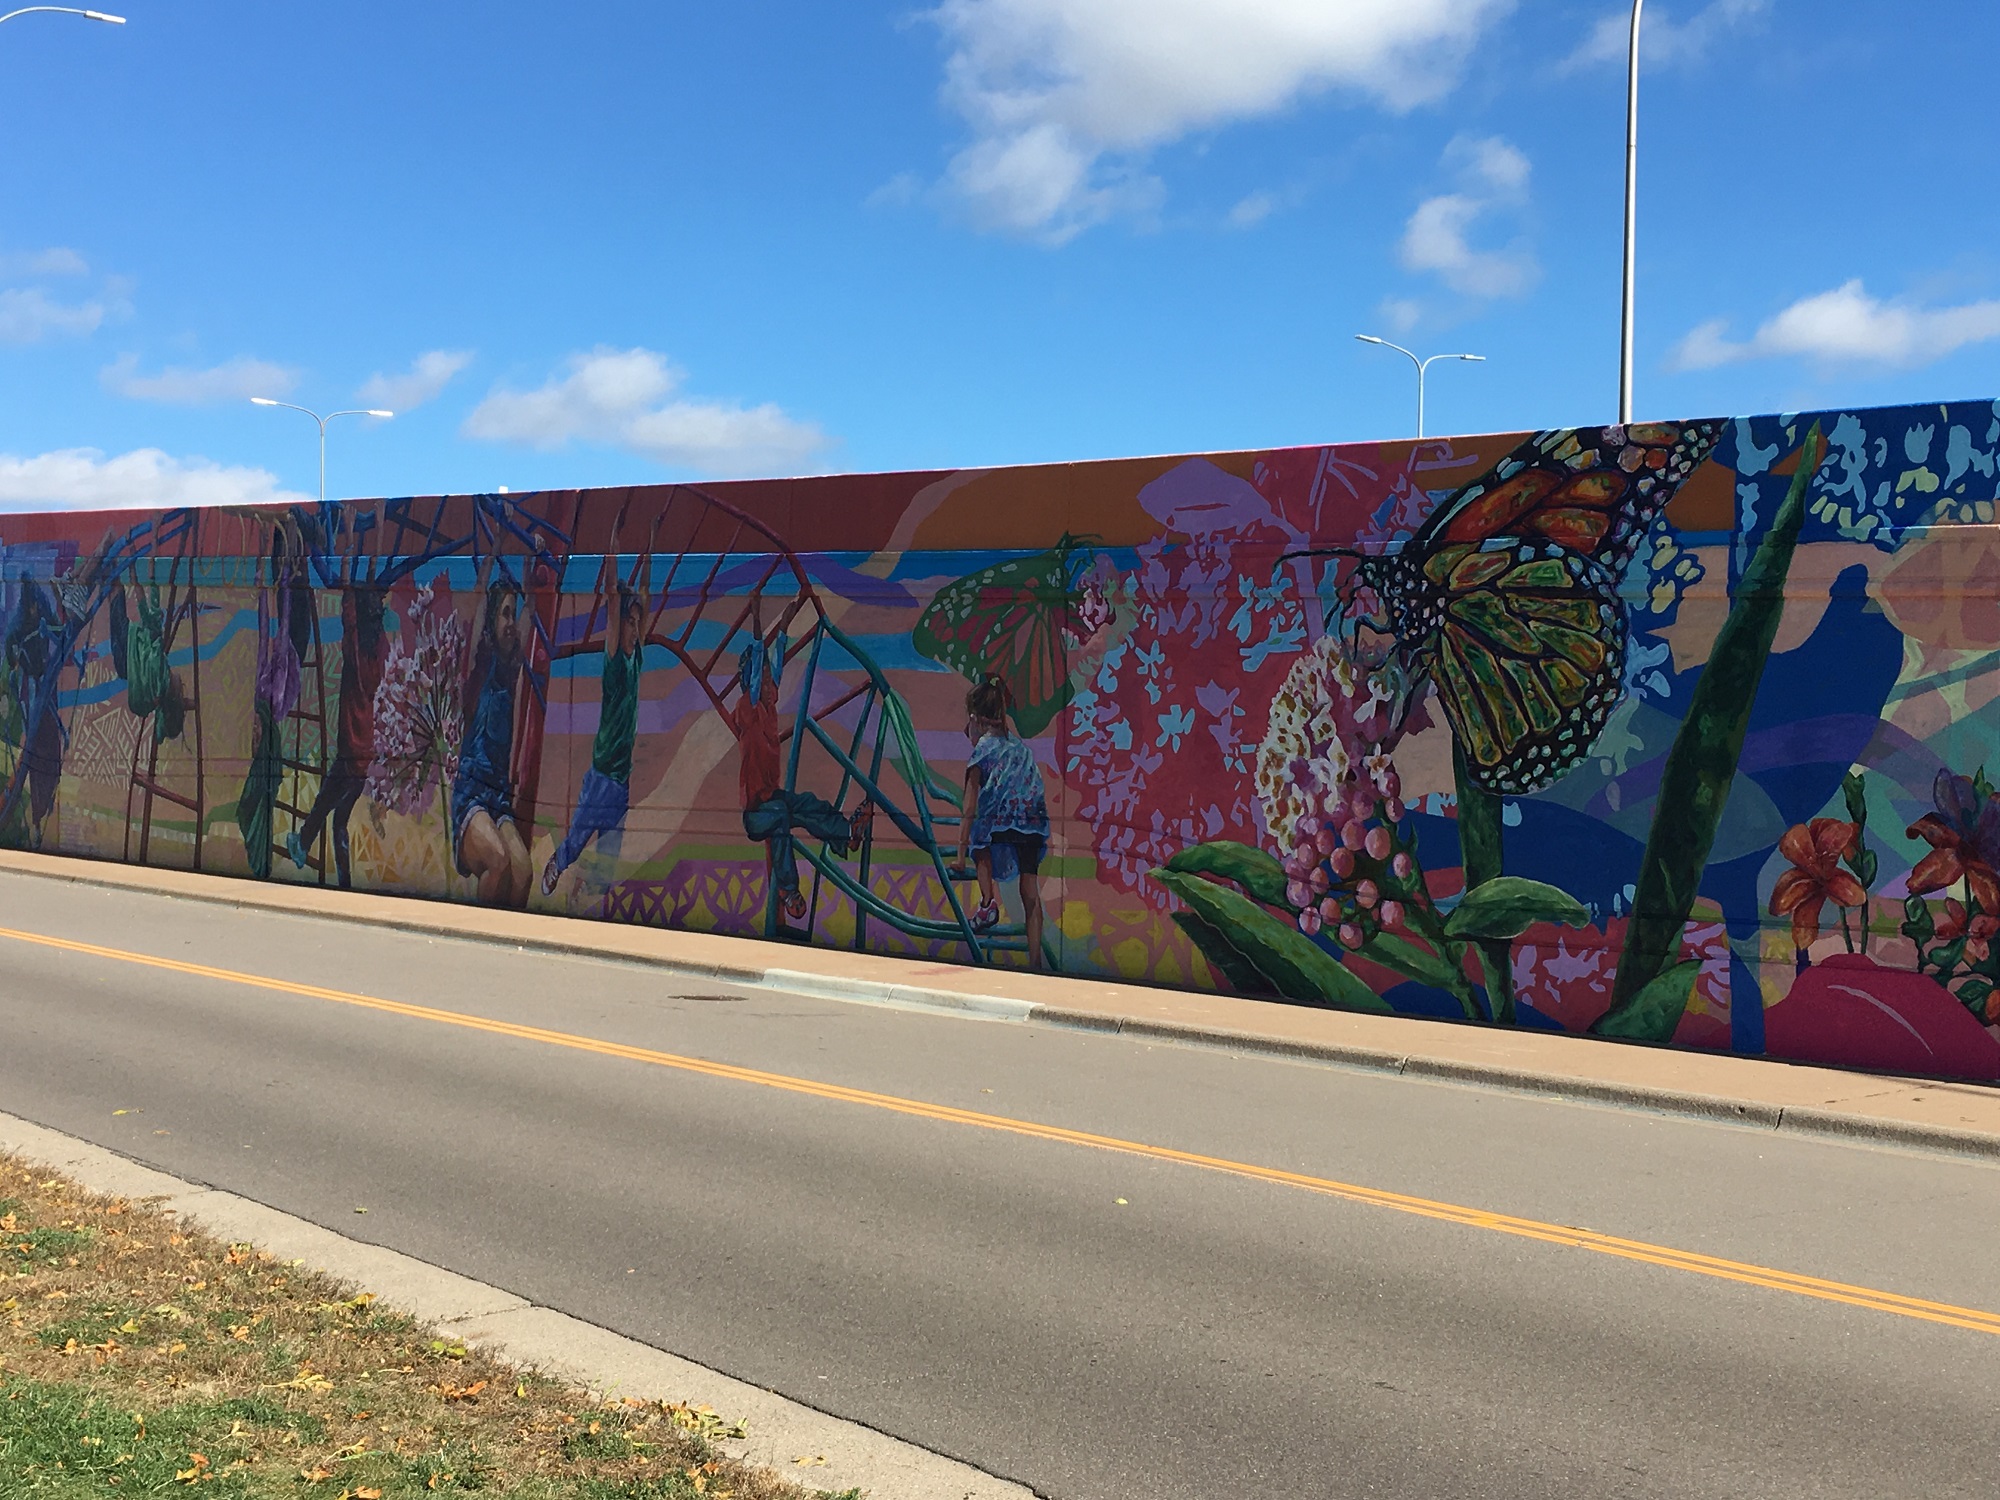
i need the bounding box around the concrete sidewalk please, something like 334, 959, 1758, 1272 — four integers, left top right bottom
6, 847, 1999, 1161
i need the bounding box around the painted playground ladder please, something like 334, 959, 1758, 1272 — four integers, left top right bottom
122, 511, 208, 870
556, 484, 1026, 964
268, 600, 332, 883
782, 616, 1029, 963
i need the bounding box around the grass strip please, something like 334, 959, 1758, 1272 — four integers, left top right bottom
0, 1155, 856, 1499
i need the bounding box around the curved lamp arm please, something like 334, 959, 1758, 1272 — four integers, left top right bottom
0, 8, 127, 25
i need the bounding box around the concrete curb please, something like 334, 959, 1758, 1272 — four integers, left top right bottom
0, 1109, 1036, 1500
1034, 1009, 2000, 1162
12, 856, 2000, 1166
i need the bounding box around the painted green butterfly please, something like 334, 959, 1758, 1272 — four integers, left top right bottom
913, 533, 1095, 739
1299, 421, 1722, 795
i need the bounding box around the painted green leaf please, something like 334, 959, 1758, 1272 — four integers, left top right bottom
1610, 426, 1827, 1014
1590, 959, 1700, 1042
1163, 840, 1295, 910
1150, 867, 1390, 1012
1442, 877, 1590, 941
1171, 912, 1270, 994
1361, 930, 1470, 997
1841, 770, 1868, 829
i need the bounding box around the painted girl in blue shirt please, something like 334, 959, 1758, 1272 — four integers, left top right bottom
954, 674, 1050, 969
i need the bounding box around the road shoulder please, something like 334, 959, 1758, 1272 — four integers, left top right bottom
6, 847, 1998, 1162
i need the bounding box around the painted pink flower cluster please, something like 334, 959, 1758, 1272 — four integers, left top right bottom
367, 579, 467, 820
1255, 633, 1422, 947
1280, 767, 1412, 947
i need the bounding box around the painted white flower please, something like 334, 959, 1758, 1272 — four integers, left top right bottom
1255, 635, 1356, 849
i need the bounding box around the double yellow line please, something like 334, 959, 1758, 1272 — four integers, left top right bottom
7, 921, 1999, 1339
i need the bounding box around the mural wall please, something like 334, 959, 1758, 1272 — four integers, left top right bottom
6, 400, 2000, 1083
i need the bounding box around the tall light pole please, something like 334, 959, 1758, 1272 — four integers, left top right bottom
1355, 336, 1485, 440
0, 8, 126, 27
250, 399, 394, 506
1621, 0, 1643, 424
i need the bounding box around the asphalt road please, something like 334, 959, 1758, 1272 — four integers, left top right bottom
3, 870, 2000, 1499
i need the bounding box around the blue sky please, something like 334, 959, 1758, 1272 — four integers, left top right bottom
0, 0, 1995, 510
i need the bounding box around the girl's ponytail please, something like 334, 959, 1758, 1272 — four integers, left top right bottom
966, 672, 1015, 725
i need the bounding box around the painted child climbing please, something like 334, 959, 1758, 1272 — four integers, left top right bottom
288, 534, 388, 889
108, 579, 190, 747
954, 673, 1050, 969
237, 520, 309, 880
727, 622, 871, 924
3, 581, 65, 849
541, 523, 652, 896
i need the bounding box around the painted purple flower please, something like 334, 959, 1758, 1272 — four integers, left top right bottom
367, 582, 467, 821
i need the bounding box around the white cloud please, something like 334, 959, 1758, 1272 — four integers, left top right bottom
1376, 296, 1423, 334
0, 447, 314, 513
1226, 191, 1276, 229
929, 0, 1514, 240
0, 251, 129, 344
0, 287, 110, 344
101, 353, 299, 406
357, 349, 473, 412
866, 172, 924, 209
1670, 280, 2000, 370
1562, 0, 1768, 72
1398, 135, 1536, 298
462, 348, 830, 478
0, 247, 89, 278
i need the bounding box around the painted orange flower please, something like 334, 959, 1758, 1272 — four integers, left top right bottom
1906, 770, 2000, 914
1770, 818, 1867, 950
1933, 898, 2000, 964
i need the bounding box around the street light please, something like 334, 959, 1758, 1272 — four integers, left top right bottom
1620, 0, 1643, 424
1354, 336, 1485, 440
250, 399, 394, 507
0, 8, 127, 26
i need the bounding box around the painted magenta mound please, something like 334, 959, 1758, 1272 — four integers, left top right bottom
1763, 955, 2000, 1082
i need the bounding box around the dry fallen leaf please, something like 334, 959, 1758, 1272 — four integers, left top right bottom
273, 1363, 334, 1393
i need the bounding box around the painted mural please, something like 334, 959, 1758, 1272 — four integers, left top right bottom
6, 399, 2000, 1084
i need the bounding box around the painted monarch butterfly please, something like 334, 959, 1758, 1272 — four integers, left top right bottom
912, 533, 1096, 739
1292, 421, 1722, 796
